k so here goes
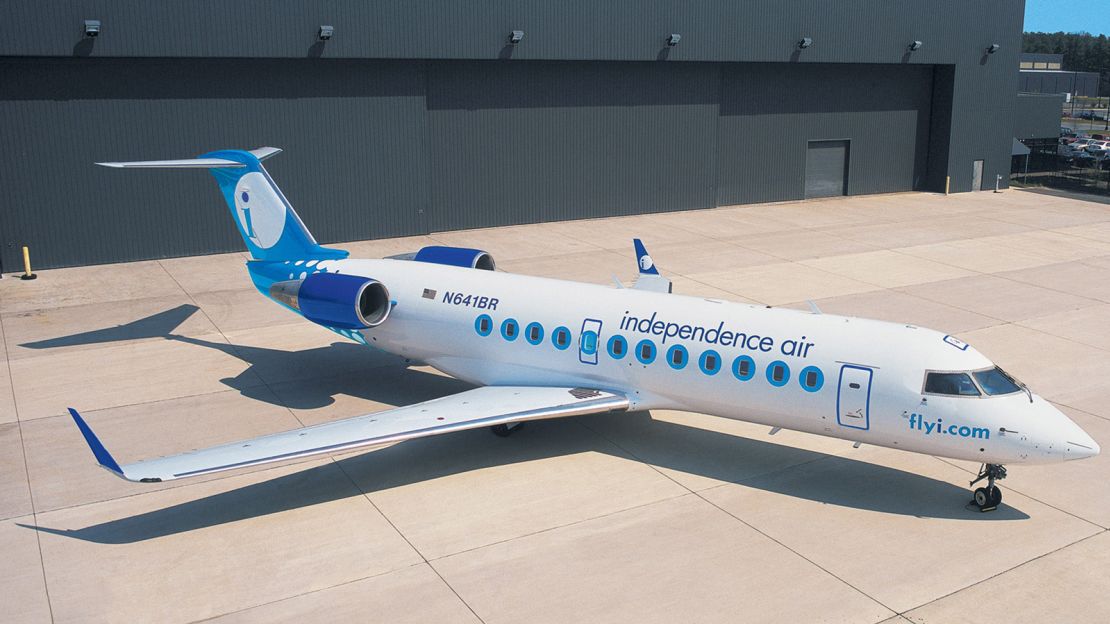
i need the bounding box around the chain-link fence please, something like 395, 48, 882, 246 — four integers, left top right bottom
1011, 138, 1110, 195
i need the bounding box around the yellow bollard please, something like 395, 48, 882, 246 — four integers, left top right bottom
945, 176, 950, 196
20, 246, 37, 281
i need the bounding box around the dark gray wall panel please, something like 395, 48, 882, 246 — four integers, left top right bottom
940, 0, 1025, 194
425, 61, 719, 231
0, 0, 1028, 269
716, 63, 933, 206
923, 65, 956, 192
1014, 94, 1065, 140
0, 58, 430, 269
0, 0, 1017, 68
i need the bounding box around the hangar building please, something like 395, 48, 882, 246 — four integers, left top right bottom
0, 1, 1025, 270
1019, 53, 1101, 97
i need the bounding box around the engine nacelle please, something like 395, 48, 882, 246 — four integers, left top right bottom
269, 273, 391, 329
412, 246, 496, 270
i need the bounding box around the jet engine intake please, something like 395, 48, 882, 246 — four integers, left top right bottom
412, 246, 496, 270
270, 273, 390, 329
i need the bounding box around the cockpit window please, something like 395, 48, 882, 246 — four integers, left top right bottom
924, 372, 981, 396
973, 367, 1023, 396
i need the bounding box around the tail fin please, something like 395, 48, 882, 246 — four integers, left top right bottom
97, 147, 347, 262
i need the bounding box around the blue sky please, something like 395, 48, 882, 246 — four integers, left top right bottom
1025, 0, 1109, 36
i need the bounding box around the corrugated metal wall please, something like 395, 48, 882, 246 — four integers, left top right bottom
0, 1, 1016, 65
1, 58, 942, 269
716, 63, 934, 206
0, 58, 430, 269
1014, 94, 1065, 139
426, 61, 719, 230
0, 0, 1027, 269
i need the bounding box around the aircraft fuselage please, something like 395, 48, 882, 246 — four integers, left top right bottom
249, 258, 1099, 467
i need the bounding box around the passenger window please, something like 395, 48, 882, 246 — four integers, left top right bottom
733, 355, 755, 381
700, 350, 721, 375
607, 335, 628, 359
972, 367, 1022, 396
924, 372, 980, 396
766, 360, 789, 387
501, 318, 518, 341
667, 345, 688, 370
552, 326, 571, 350
525, 322, 544, 345
475, 314, 493, 336
635, 339, 657, 364
800, 366, 823, 392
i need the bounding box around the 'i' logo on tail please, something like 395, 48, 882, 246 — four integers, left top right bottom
233, 173, 287, 249
240, 190, 257, 240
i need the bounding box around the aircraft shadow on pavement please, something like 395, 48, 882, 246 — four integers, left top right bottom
19, 306, 1030, 544
19, 304, 203, 350
19, 303, 466, 409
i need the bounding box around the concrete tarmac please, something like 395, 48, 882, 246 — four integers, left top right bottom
2, 189, 1109, 623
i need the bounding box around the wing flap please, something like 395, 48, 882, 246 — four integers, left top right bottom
70, 386, 628, 483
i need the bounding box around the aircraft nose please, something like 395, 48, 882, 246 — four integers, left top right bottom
1064, 432, 1100, 461
1062, 419, 1100, 461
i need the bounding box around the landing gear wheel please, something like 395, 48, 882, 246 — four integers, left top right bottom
490, 423, 522, 437
973, 488, 989, 508
969, 463, 1007, 511
987, 485, 1002, 507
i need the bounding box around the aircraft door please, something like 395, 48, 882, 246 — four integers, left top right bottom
579, 318, 602, 365
836, 365, 872, 430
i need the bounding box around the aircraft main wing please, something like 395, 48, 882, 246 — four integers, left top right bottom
69, 386, 629, 483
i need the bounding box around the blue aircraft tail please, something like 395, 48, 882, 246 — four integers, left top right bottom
97, 147, 347, 262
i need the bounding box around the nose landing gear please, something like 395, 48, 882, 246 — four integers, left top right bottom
970, 463, 1006, 511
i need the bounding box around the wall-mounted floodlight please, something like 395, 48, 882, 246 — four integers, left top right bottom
508, 30, 524, 44
986, 44, 1000, 54
908, 40, 923, 51
667, 33, 681, 47
83, 20, 101, 38
798, 37, 813, 49
318, 25, 334, 41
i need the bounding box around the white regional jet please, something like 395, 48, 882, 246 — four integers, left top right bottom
71, 147, 1100, 513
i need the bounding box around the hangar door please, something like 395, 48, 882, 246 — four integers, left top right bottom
805, 140, 850, 199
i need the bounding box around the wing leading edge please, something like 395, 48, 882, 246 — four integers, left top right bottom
68, 386, 629, 483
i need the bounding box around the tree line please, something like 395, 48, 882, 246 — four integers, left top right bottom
1023, 31, 1109, 97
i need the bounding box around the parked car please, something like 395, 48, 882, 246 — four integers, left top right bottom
1061, 126, 1074, 136
1086, 140, 1110, 155
1072, 152, 1098, 167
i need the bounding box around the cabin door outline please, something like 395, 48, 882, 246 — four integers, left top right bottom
579, 318, 602, 365
836, 364, 873, 430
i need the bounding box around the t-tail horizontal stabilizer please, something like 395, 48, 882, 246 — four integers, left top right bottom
96, 147, 347, 263
631, 239, 672, 293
